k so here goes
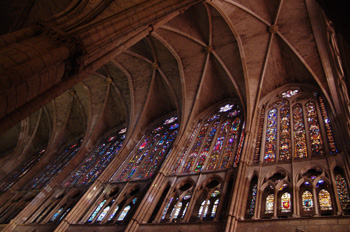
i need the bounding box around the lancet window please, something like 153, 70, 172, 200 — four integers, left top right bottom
25, 140, 82, 190
173, 103, 243, 174
109, 116, 179, 182
84, 186, 140, 224
161, 181, 193, 222
63, 128, 126, 187
255, 89, 338, 163
0, 149, 45, 193
334, 168, 350, 213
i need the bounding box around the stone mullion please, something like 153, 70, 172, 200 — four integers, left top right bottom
260, 105, 269, 164
125, 173, 165, 232
191, 121, 214, 173
225, 162, 247, 232
164, 122, 201, 175
0, 144, 88, 231
53, 140, 134, 231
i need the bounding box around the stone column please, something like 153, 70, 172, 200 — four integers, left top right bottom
0, 0, 204, 135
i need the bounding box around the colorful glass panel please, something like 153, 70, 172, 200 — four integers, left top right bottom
293, 104, 308, 158
319, 189, 332, 211
181, 202, 189, 219
50, 207, 64, 222
117, 205, 131, 221
318, 97, 337, 154
108, 205, 119, 221
173, 123, 200, 174
279, 105, 291, 160
195, 121, 219, 172
248, 183, 257, 215
264, 108, 277, 162
335, 174, 350, 210
219, 104, 234, 112
112, 117, 178, 181
182, 123, 210, 173
27, 141, 81, 189
302, 191, 313, 211
88, 200, 106, 222
211, 199, 219, 218
306, 102, 324, 156
233, 122, 245, 167
97, 206, 110, 222
282, 89, 299, 98
64, 131, 126, 187
173, 202, 182, 219
281, 192, 291, 213
0, 149, 45, 192
265, 194, 274, 214
198, 200, 207, 218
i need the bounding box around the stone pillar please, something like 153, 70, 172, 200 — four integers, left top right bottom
0, 0, 204, 135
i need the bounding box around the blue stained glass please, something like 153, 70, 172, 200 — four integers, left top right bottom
117, 205, 131, 221
63, 131, 126, 187
50, 207, 64, 222
96, 206, 110, 222
108, 205, 119, 221
27, 141, 81, 190
88, 200, 106, 222
0, 149, 45, 192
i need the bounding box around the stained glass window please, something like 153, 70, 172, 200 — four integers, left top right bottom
110, 117, 179, 182
117, 205, 131, 221
183, 123, 210, 173
279, 105, 291, 160
335, 174, 350, 210
281, 192, 291, 213
0, 149, 45, 192
50, 207, 64, 222
59, 208, 71, 221
248, 183, 257, 215
198, 200, 207, 218
293, 104, 308, 158
108, 205, 119, 221
161, 197, 173, 220
88, 200, 106, 222
318, 96, 338, 154
63, 129, 126, 187
173, 202, 182, 219
302, 191, 313, 211
27, 141, 81, 190
282, 89, 299, 98
211, 199, 219, 218
265, 194, 274, 214
174, 104, 243, 173
181, 202, 189, 219
96, 206, 111, 222
319, 189, 332, 211
233, 122, 245, 167
256, 90, 338, 163
264, 109, 277, 162
173, 123, 200, 174
306, 102, 323, 156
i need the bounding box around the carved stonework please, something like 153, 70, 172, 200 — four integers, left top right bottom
33, 22, 85, 80
324, 16, 350, 132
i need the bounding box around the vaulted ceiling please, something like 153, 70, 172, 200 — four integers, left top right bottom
0, 0, 331, 176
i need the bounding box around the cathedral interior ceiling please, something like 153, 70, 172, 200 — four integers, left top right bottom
0, 0, 331, 171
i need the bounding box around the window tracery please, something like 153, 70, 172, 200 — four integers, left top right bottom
0, 149, 46, 193
173, 103, 243, 173
110, 117, 178, 182
63, 128, 126, 187
335, 172, 350, 211
26, 140, 82, 190
255, 89, 338, 163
